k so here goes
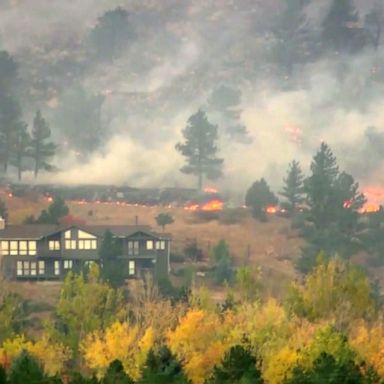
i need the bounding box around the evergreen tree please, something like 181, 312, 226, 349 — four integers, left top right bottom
365, 1, 384, 50
12, 121, 31, 181
9, 350, 46, 384
0, 95, 21, 174
0, 199, 8, 221
322, 0, 366, 53
102, 360, 134, 384
298, 143, 366, 272
285, 352, 369, 384
176, 110, 223, 191
99, 230, 125, 288
0, 364, 6, 384
207, 345, 263, 384
90, 7, 135, 62
140, 346, 189, 384
31, 110, 56, 178
35, 196, 69, 224
245, 178, 278, 221
155, 213, 174, 232
280, 160, 304, 215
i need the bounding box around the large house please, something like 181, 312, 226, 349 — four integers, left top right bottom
0, 221, 171, 281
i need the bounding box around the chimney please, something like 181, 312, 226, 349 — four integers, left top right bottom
0, 217, 5, 230
134, 215, 138, 225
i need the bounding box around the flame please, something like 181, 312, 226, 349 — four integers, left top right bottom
7, 193, 13, 198
360, 186, 384, 213
184, 199, 224, 212
265, 205, 278, 214
201, 199, 224, 211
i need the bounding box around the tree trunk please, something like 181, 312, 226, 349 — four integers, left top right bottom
198, 172, 203, 191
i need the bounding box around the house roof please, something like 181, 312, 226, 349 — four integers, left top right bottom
0, 224, 171, 240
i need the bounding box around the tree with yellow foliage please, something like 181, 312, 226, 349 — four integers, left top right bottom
51, 265, 126, 356
167, 309, 231, 384
287, 257, 376, 326
81, 321, 154, 380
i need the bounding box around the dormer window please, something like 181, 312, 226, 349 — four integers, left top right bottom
146, 240, 154, 250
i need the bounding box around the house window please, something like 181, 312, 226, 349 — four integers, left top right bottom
30, 262, 37, 276
19, 241, 28, 255
156, 240, 166, 250
38, 261, 45, 275
78, 240, 97, 250
23, 261, 30, 275
128, 260, 135, 276
54, 261, 60, 276
65, 230, 71, 239
64, 260, 73, 269
146, 240, 153, 250
1, 241, 9, 255
10, 241, 18, 255
16, 261, 22, 276
49, 241, 60, 251
65, 240, 77, 250
128, 241, 139, 255
29, 241, 37, 256
78, 230, 96, 239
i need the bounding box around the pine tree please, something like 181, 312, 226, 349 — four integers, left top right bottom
298, 143, 366, 272
176, 110, 223, 191
99, 230, 125, 288
12, 121, 31, 181
31, 110, 56, 178
280, 160, 304, 215
155, 213, 174, 232
245, 178, 278, 221
9, 350, 46, 384
102, 360, 134, 384
322, 0, 366, 53
139, 347, 189, 384
35, 196, 69, 224
207, 345, 263, 384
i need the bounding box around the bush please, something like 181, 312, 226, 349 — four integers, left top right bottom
170, 253, 186, 263
218, 208, 246, 225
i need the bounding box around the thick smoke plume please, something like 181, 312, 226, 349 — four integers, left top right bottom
1, 0, 384, 198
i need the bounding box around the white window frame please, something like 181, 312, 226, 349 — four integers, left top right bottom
65, 240, 77, 250
30, 262, 37, 276
64, 260, 73, 269
10, 241, 18, 255
28, 241, 37, 256
16, 261, 22, 276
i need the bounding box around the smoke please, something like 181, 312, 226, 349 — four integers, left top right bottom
2, 0, 384, 198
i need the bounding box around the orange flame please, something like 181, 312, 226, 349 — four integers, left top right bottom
265, 205, 278, 214
201, 199, 224, 211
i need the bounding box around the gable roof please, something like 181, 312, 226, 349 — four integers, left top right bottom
0, 224, 171, 240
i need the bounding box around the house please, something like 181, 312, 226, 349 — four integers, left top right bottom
0, 221, 171, 281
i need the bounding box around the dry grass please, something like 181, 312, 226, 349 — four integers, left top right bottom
3, 194, 304, 304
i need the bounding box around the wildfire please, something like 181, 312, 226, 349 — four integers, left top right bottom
265, 205, 278, 214
359, 186, 384, 213
184, 199, 224, 212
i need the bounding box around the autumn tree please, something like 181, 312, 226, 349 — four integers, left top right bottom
81, 322, 154, 380
245, 178, 278, 221
280, 160, 304, 215
52, 265, 126, 355
155, 213, 174, 232
207, 345, 263, 384
90, 7, 135, 62
287, 257, 376, 326
176, 110, 223, 191
31, 110, 56, 178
